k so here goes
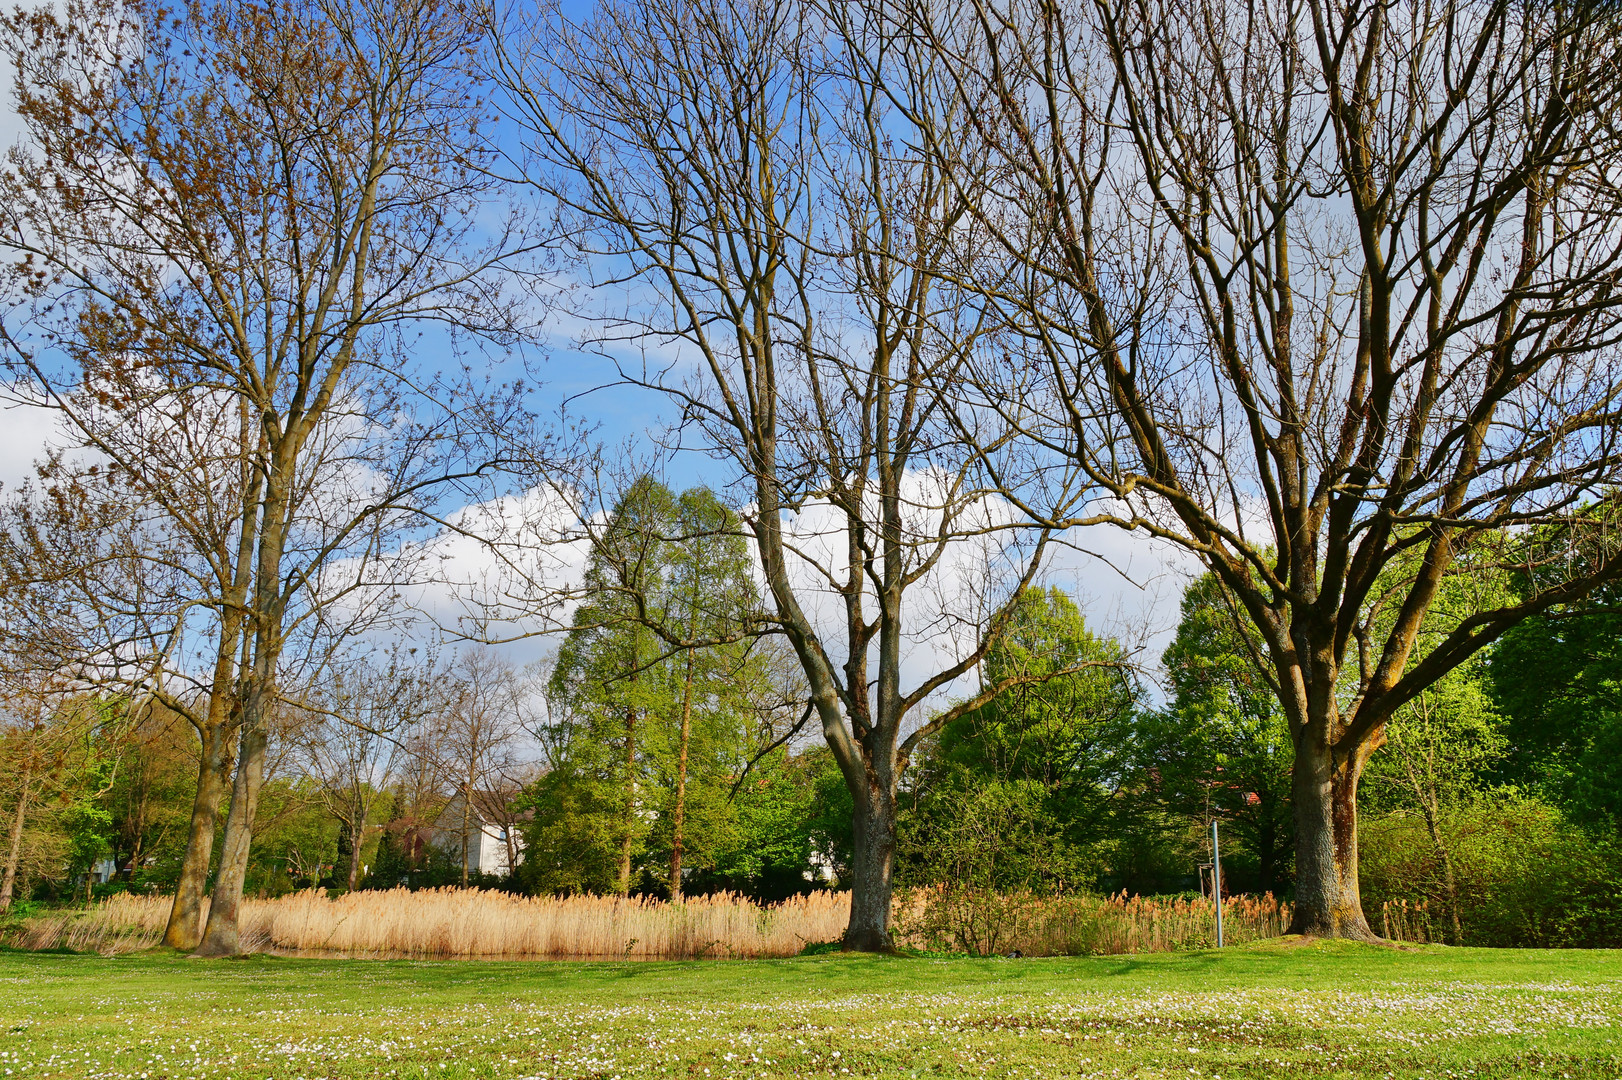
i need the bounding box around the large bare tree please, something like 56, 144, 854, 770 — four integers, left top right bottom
0, 404, 262, 949
895, 0, 1622, 936
0, 0, 531, 953
492, 0, 1098, 949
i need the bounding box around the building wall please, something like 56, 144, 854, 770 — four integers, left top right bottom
433, 798, 524, 877
473, 825, 522, 875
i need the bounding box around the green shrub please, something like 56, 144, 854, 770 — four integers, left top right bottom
1360, 791, 1622, 947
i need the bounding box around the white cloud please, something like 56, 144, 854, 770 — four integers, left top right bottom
387, 467, 1204, 724
772, 475, 1203, 719
0, 398, 64, 492
379, 482, 595, 669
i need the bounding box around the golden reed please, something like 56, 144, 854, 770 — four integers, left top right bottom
8, 887, 1291, 958
9, 888, 849, 958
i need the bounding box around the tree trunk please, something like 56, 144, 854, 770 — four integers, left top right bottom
173, 422, 256, 950
844, 774, 897, 952
460, 784, 472, 887
1287, 734, 1378, 939
1418, 795, 1464, 945
0, 757, 34, 913
194, 719, 268, 956
163, 718, 234, 949
669, 654, 695, 902
346, 818, 364, 892
125, 835, 142, 883
619, 705, 636, 895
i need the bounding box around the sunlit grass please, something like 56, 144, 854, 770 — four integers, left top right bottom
1, 942, 1619, 1078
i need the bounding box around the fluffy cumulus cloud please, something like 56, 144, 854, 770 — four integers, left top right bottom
0, 399, 77, 491
397, 469, 1204, 715
0, 370, 1206, 699
772, 475, 1202, 715
372, 482, 596, 669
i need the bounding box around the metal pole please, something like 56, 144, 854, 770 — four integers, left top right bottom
1211, 818, 1225, 948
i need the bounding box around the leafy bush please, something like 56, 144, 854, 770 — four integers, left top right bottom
1360, 791, 1622, 947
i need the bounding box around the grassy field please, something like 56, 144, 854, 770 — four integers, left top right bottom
0, 942, 1619, 1079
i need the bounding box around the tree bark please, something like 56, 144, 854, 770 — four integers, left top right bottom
168, 395, 256, 950
619, 704, 637, 895
844, 775, 898, 952
0, 756, 33, 913
460, 783, 472, 886
1287, 734, 1378, 939
669, 654, 695, 902
346, 818, 364, 892
197, 488, 287, 957
163, 715, 234, 949
193, 718, 267, 956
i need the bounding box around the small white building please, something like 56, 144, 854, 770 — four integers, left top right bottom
430, 790, 526, 877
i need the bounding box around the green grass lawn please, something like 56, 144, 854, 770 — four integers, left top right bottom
1, 941, 1619, 1079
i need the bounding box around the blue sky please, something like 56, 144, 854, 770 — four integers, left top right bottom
0, 0, 1200, 704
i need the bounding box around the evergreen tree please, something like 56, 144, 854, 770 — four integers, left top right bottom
524, 479, 769, 896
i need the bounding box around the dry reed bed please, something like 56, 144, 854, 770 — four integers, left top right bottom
7, 889, 848, 959
7, 887, 1292, 958
258, 888, 851, 958
1043, 891, 1291, 953
894, 887, 1291, 956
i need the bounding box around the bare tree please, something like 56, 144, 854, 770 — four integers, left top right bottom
894, 0, 1622, 936
492, 0, 1100, 949
298, 646, 448, 892
0, 421, 256, 949
435, 648, 528, 885
0, 0, 531, 954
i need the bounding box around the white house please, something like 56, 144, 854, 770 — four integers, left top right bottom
430, 790, 526, 877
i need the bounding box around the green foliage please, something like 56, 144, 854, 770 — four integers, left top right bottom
515, 758, 629, 895
99, 704, 197, 891
364, 798, 467, 892
1123, 572, 1294, 895
698, 747, 846, 900
524, 478, 794, 897
901, 587, 1138, 894
1360, 792, 1622, 948
905, 777, 1090, 893
1355, 545, 1514, 815
1490, 585, 1622, 832
1363, 659, 1507, 816
245, 778, 340, 896
0, 693, 129, 902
